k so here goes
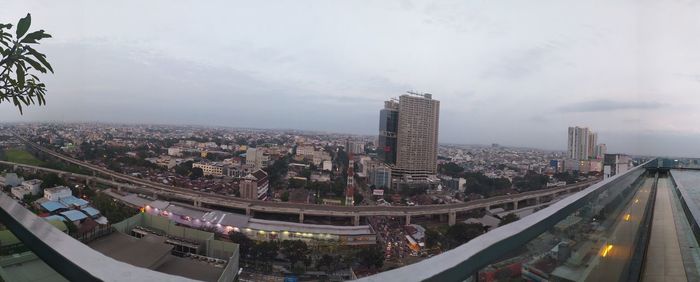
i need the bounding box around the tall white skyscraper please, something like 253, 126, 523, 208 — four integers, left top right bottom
567, 126, 599, 160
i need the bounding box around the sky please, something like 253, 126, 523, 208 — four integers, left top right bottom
2, 0, 700, 157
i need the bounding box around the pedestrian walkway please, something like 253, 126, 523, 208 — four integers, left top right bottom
643, 178, 688, 282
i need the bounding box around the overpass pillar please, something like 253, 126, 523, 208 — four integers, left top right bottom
514, 201, 519, 210
245, 208, 251, 216
405, 214, 411, 225
152, 192, 157, 200
299, 213, 304, 223
13, 165, 17, 170
448, 211, 456, 226
117, 185, 123, 192
353, 215, 360, 226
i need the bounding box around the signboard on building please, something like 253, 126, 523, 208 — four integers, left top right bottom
372, 189, 384, 196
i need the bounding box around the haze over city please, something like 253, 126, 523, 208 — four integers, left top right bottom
2, 0, 700, 156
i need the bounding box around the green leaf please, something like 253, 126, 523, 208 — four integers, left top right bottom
16, 63, 25, 88
25, 46, 53, 73
0, 24, 12, 29
20, 30, 51, 44
22, 56, 47, 73
16, 14, 31, 38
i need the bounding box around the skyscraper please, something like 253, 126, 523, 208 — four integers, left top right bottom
378, 100, 399, 165
587, 132, 598, 159
379, 92, 440, 177
568, 126, 589, 160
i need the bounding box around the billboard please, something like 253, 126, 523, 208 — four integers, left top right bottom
372, 189, 384, 196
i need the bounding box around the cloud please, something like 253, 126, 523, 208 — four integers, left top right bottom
558, 99, 666, 113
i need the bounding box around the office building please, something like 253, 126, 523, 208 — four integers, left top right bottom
378, 100, 399, 165
368, 163, 392, 189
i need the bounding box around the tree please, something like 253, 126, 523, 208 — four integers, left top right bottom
253, 241, 279, 262
63, 220, 77, 235
229, 231, 254, 259
281, 191, 289, 202
354, 190, 364, 206
356, 246, 384, 269
0, 14, 53, 114
425, 229, 443, 249
445, 223, 484, 248
39, 173, 66, 188
190, 167, 203, 179
499, 213, 520, 227
439, 162, 464, 177
280, 240, 311, 266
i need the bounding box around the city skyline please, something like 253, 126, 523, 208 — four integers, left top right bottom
3, 1, 700, 157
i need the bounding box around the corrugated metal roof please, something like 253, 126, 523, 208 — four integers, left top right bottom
80, 207, 101, 217
40, 201, 67, 212
60, 210, 88, 222
59, 196, 89, 207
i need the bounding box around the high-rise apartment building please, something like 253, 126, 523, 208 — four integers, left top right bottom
568, 126, 589, 160
587, 132, 597, 159
379, 92, 440, 177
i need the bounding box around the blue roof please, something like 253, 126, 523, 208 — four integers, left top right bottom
59, 196, 89, 207
41, 201, 68, 212
80, 207, 100, 217
44, 215, 65, 222
60, 210, 88, 222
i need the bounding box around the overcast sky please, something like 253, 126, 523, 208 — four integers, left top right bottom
2, 0, 700, 156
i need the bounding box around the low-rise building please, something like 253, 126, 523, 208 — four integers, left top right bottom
43, 186, 72, 201
192, 162, 225, 177
10, 179, 42, 199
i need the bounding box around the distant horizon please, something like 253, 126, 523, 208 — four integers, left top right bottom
3, 1, 700, 157
4, 120, 688, 159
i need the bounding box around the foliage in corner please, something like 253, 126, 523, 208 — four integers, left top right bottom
0, 13, 53, 114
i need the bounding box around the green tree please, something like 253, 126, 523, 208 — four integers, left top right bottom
39, 173, 66, 188
356, 246, 384, 269
0, 14, 53, 114
63, 220, 77, 235
190, 167, 203, 179
439, 162, 464, 177
353, 190, 364, 206
425, 229, 444, 249
281, 191, 289, 202
280, 240, 311, 266
228, 231, 254, 259
499, 213, 520, 227
445, 223, 484, 248
253, 241, 279, 262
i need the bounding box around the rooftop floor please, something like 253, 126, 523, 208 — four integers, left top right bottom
643, 176, 687, 282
